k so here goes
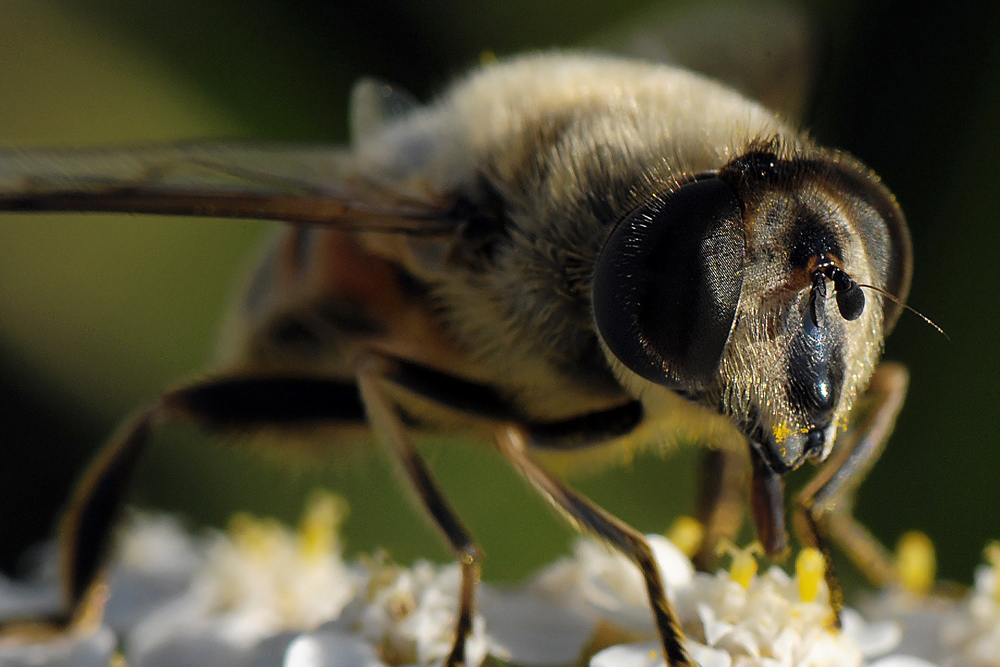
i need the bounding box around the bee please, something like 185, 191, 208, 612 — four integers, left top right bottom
0, 50, 911, 667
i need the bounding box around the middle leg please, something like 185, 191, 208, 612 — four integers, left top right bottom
496, 425, 695, 667
356, 356, 482, 667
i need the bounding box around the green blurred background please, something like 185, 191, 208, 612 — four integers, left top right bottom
0, 0, 996, 594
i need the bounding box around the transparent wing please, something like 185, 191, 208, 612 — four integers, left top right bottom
349, 78, 420, 146
0, 142, 457, 235
590, 1, 819, 122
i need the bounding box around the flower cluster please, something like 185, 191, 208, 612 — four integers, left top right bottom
864, 541, 1000, 666
0, 496, 995, 667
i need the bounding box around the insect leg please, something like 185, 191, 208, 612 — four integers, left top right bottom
693, 449, 748, 571
0, 405, 163, 638
356, 357, 481, 667
793, 362, 909, 610
2, 374, 367, 637
749, 447, 788, 558
57, 406, 161, 632
496, 425, 695, 667
360, 353, 691, 665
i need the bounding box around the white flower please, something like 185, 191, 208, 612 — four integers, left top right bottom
284, 631, 386, 667
861, 541, 1000, 667
0, 626, 117, 667
531, 531, 694, 636
0, 498, 994, 667
351, 557, 487, 666
533, 536, 931, 667
0, 543, 61, 621
939, 550, 1000, 666
480, 585, 596, 665
103, 512, 204, 632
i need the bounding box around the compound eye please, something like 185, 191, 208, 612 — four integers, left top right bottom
592, 177, 746, 390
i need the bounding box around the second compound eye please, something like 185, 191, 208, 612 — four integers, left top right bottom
592, 177, 746, 390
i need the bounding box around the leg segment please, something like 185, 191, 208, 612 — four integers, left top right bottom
496, 425, 695, 667
356, 357, 481, 667
3, 374, 366, 636
749, 448, 788, 558
367, 352, 695, 665
693, 449, 748, 571
794, 362, 910, 606
60, 406, 161, 629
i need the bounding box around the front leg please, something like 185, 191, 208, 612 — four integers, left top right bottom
693, 449, 748, 571
794, 362, 910, 608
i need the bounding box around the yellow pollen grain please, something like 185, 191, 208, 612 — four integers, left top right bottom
719, 540, 760, 589
771, 421, 795, 444
796, 547, 826, 603
895, 531, 936, 596
298, 491, 348, 562
666, 516, 705, 559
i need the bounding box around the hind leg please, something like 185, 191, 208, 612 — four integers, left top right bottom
2, 374, 367, 636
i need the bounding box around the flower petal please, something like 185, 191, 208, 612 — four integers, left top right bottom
841, 607, 901, 658
283, 630, 387, 667
481, 587, 595, 665
590, 641, 665, 667
0, 627, 115, 667
867, 657, 940, 667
